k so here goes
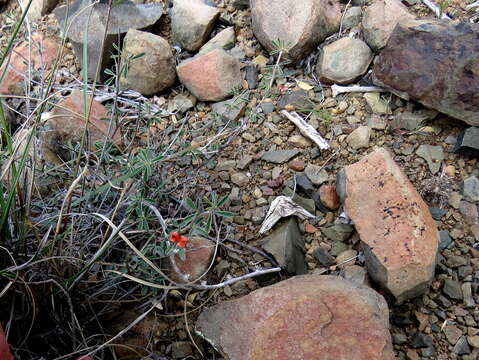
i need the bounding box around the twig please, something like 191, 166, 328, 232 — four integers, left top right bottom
331, 84, 387, 97
280, 110, 329, 150
192, 267, 282, 289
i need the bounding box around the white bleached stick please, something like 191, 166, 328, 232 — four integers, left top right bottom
421, 0, 452, 19
280, 110, 330, 150
331, 84, 387, 97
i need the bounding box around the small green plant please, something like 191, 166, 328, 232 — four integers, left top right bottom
438, 0, 449, 17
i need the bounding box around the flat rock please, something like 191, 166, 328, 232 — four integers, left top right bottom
342, 6, 362, 30
261, 218, 308, 274
314, 246, 336, 266
171, 0, 220, 52
196, 275, 395, 360
211, 95, 247, 122
372, 19, 479, 126
251, 0, 341, 62
283, 187, 316, 214
346, 125, 371, 150
199, 27, 235, 55
463, 176, 479, 203
316, 37, 373, 84
169, 236, 215, 283
177, 49, 242, 101
391, 109, 437, 132
120, 29, 176, 95
322, 224, 354, 242
362, 0, 414, 51
416, 144, 444, 174
305, 164, 328, 185
342, 148, 439, 303
261, 149, 299, 164
364, 92, 391, 114
168, 94, 196, 114
454, 127, 479, 157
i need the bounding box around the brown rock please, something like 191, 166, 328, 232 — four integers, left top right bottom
342, 147, 439, 303
196, 275, 395, 360
319, 184, 340, 210
0, 33, 60, 95
169, 236, 215, 283
177, 49, 242, 101
288, 159, 306, 171
251, 0, 341, 62
362, 0, 414, 51
373, 19, 479, 126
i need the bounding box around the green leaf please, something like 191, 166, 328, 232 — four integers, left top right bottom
217, 195, 229, 208
185, 197, 197, 211
215, 210, 235, 218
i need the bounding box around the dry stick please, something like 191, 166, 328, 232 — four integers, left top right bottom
184, 289, 204, 357
191, 267, 282, 289
226, 237, 278, 266
281, 110, 329, 150
331, 84, 387, 97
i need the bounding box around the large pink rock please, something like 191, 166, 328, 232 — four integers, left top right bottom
176, 49, 242, 101
251, 0, 341, 62
341, 147, 439, 303
196, 275, 395, 360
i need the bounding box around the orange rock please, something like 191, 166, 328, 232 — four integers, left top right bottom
319, 184, 340, 210
304, 223, 318, 233
288, 159, 306, 171
0, 33, 60, 95
342, 147, 439, 303
196, 275, 395, 360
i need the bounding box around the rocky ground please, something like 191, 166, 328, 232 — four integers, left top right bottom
0, 0, 478, 359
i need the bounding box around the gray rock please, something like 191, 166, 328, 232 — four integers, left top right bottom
237, 155, 253, 170
439, 230, 453, 250
340, 265, 370, 286
54, 0, 163, 79
346, 125, 371, 150
216, 159, 237, 171
416, 144, 444, 174
245, 65, 258, 89
168, 94, 196, 114
24, 0, 59, 21
391, 109, 437, 131
261, 149, 300, 164
364, 92, 391, 114
322, 224, 354, 242
304, 164, 328, 185
260, 101, 275, 114
463, 176, 479, 202
211, 95, 247, 122
283, 187, 316, 214
231, 0, 249, 9
313, 246, 336, 266
462, 282, 475, 308
230, 172, 249, 186
199, 27, 235, 55
454, 127, 479, 157
331, 241, 349, 256
261, 218, 308, 274
342, 6, 362, 30
429, 207, 447, 220
172, 341, 193, 359
443, 279, 463, 300
278, 89, 312, 109
453, 337, 471, 355
295, 174, 315, 195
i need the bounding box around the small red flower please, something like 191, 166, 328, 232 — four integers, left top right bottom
170, 232, 180, 243
177, 235, 188, 248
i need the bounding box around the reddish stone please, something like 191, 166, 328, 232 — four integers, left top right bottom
0, 33, 60, 95
0, 324, 13, 360
319, 184, 340, 210
176, 49, 242, 101
342, 147, 439, 303
288, 159, 306, 171
305, 223, 318, 233
169, 236, 215, 283
196, 275, 395, 360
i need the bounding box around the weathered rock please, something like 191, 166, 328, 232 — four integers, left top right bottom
458, 200, 478, 224
119, 30, 176, 95
199, 27, 235, 55
250, 0, 341, 62
463, 176, 479, 203
323, 224, 354, 242
196, 275, 395, 360
261, 218, 307, 274
454, 127, 479, 157
316, 37, 373, 84
277, 89, 311, 109
364, 92, 391, 114
0, 33, 60, 95
391, 109, 437, 132
442, 279, 463, 300
171, 0, 220, 52
342, 6, 362, 30
362, 0, 414, 51
416, 144, 444, 175
347, 126, 371, 150
177, 49, 242, 101
211, 95, 247, 122
231, 172, 249, 186
313, 246, 336, 266
305, 164, 328, 185
340, 265, 370, 286
342, 148, 439, 303
261, 149, 300, 164
169, 236, 215, 283
283, 187, 316, 214
23, 0, 59, 21
168, 94, 196, 114
172, 341, 193, 359
55, 0, 163, 79
0, 324, 13, 360
372, 19, 479, 126
319, 184, 340, 210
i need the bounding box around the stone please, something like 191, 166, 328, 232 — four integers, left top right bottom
319, 184, 340, 210
0, 324, 13, 360
458, 201, 478, 224
232, 0, 249, 9
415, 144, 444, 175
411, 333, 433, 348
340, 265, 369, 286
169, 236, 215, 283
168, 94, 196, 114
444, 325, 463, 345
331, 241, 349, 256
231, 172, 249, 187
261, 218, 308, 274
23, 0, 59, 21
336, 249, 358, 267
245, 65, 259, 89
429, 207, 447, 220
261, 149, 300, 164
454, 127, 479, 157
41, 90, 122, 161
462, 282, 475, 308
443, 279, 463, 300
196, 275, 395, 360
346, 125, 371, 150
304, 164, 328, 185
453, 337, 471, 355
119, 30, 176, 95
362, 0, 414, 51
439, 230, 453, 250
211, 95, 247, 122
283, 187, 316, 214
391, 110, 437, 132
342, 148, 439, 303
288, 160, 306, 172
316, 38, 373, 84
322, 224, 354, 242
177, 49, 242, 102
237, 155, 253, 170
367, 115, 387, 130
0, 33, 60, 95
313, 246, 336, 266
342, 6, 362, 30
363, 93, 391, 114
468, 335, 479, 348
171, 0, 220, 52
54, 0, 163, 79
199, 27, 235, 55
250, 0, 341, 62
372, 20, 479, 127
288, 134, 312, 147
172, 341, 193, 359
277, 89, 312, 110
463, 176, 479, 203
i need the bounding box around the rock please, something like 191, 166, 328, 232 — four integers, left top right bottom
261, 218, 308, 274
196, 275, 395, 360
55, 0, 163, 79
453, 337, 471, 355
429, 207, 447, 220
261, 149, 300, 164
319, 184, 340, 210
250, 0, 341, 62
304, 164, 328, 185
0, 33, 60, 95
362, 0, 414, 51
168, 94, 196, 114
231, 172, 249, 186
0, 324, 13, 360
169, 236, 215, 283
444, 325, 463, 345
468, 335, 479, 348
367, 115, 387, 130
439, 230, 453, 250
199, 27, 235, 55
277, 89, 311, 109
237, 155, 253, 170
336, 249, 358, 267
322, 224, 354, 242
288, 160, 306, 172
119, 30, 176, 95
415, 144, 444, 174
462, 282, 475, 308
295, 174, 315, 194
346, 125, 371, 150
172, 341, 193, 359
372, 20, 479, 126
245, 65, 258, 89
342, 6, 362, 30
211, 95, 247, 122
316, 38, 373, 84
42, 90, 122, 161
342, 148, 439, 303
288, 134, 311, 147
23, 0, 59, 21
177, 49, 242, 101
391, 110, 437, 132
171, 0, 220, 52
340, 265, 370, 286
411, 333, 433, 349
364, 92, 391, 114
458, 200, 478, 224
443, 279, 463, 300
454, 127, 479, 157
463, 176, 479, 203
231, 0, 249, 9
283, 187, 316, 214
314, 246, 336, 266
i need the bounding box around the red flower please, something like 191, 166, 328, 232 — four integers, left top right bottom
170, 232, 188, 248
177, 236, 188, 248
170, 232, 180, 243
